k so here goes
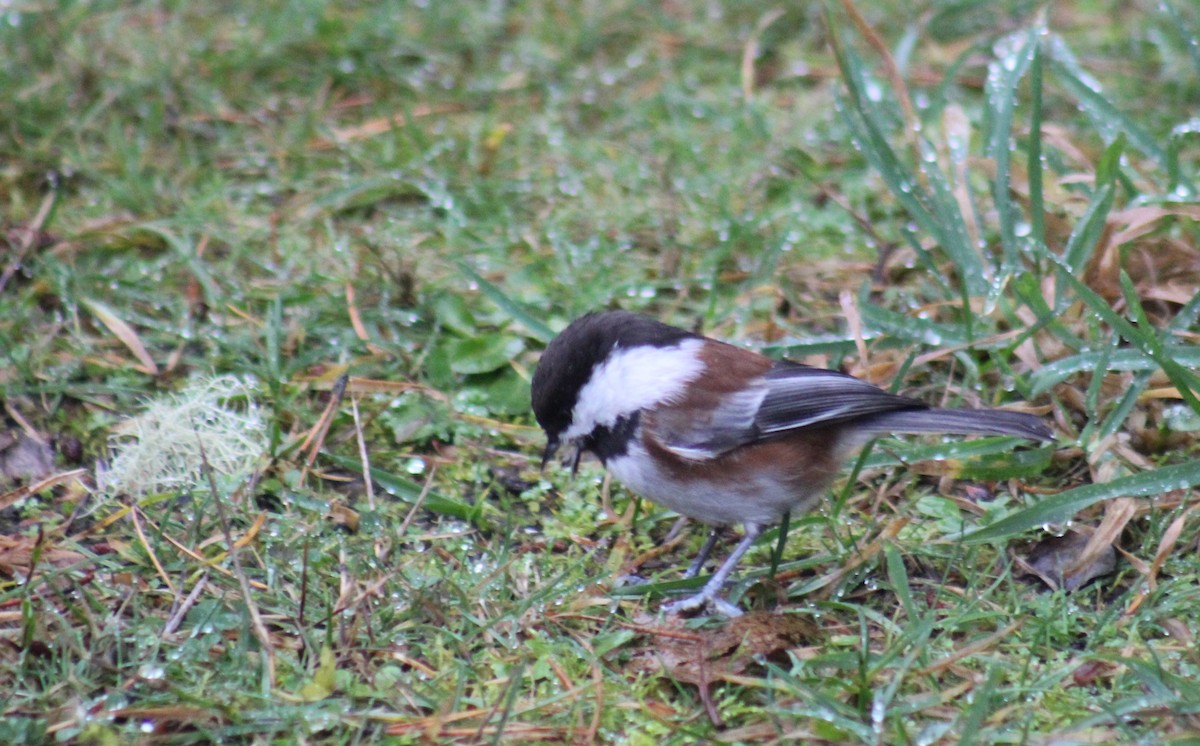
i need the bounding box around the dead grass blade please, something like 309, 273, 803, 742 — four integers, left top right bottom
82, 298, 160, 375
0, 468, 88, 512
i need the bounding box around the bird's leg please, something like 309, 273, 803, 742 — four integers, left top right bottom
682, 528, 722, 579
663, 523, 763, 618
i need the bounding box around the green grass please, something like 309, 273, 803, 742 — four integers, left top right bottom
3, 0, 1200, 743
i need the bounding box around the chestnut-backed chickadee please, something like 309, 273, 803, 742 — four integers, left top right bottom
531, 311, 1054, 617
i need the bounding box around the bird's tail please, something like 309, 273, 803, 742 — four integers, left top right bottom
855, 408, 1054, 442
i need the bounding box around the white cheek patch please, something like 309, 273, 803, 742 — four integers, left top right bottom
564, 338, 706, 441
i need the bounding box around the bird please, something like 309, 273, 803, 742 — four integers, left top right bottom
530, 310, 1054, 617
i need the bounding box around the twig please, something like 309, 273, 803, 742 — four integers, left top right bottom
164, 573, 209, 635
299, 373, 349, 486
351, 395, 375, 510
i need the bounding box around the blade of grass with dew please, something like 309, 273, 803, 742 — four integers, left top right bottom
958, 664, 1002, 745
1010, 273, 1088, 351
1079, 334, 1119, 447
322, 452, 486, 526
1029, 347, 1200, 396
830, 30, 987, 296
984, 25, 1039, 268
1161, 0, 1200, 79
962, 460, 1200, 543
1121, 266, 1200, 412
884, 543, 916, 621
915, 136, 982, 332
1166, 120, 1200, 200
1052, 255, 1200, 414
1047, 36, 1169, 169
762, 336, 861, 359
1098, 289, 1200, 439
1061, 134, 1123, 276
456, 260, 554, 344
857, 295, 969, 347
1027, 35, 1046, 253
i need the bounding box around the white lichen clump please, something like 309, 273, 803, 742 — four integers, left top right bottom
98, 376, 267, 497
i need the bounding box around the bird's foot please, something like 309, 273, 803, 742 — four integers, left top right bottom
662, 589, 743, 618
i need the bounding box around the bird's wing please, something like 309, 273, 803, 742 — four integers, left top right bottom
647, 362, 925, 461
754, 364, 926, 435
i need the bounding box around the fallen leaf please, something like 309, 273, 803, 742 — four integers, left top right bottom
1018, 527, 1117, 592
82, 298, 159, 375
626, 611, 818, 685
0, 430, 55, 486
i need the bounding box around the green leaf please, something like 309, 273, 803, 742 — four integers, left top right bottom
462, 368, 531, 416
447, 335, 524, 375
432, 293, 478, 336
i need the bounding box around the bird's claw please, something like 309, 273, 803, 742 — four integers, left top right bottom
662, 591, 743, 618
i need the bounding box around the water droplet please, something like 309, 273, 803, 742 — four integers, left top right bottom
139, 663, 165, 680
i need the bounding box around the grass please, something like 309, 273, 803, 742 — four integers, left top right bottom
2, 0, 1200, 743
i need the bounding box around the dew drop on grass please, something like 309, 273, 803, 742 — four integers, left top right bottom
405, 457, 426, 475
871, 691, 886, 732
139, 663, 165, 680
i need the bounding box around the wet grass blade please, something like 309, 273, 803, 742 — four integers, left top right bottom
984, 25, 1039, 266
831, 32, 986, 295
1047, 37, 1168, 168
323, 452, 487, 526
457, 260, 555, 344
963, 460, 1200, 543
1051, 254, 1200, 414
1061, 134, 1123, 275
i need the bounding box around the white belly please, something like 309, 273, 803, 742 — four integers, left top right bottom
605, 441, 827, 527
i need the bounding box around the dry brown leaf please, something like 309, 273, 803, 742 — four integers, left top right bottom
625, 611, 818, 685
0, 431, 56, 487
328, 502, 360, 532
1018, 525, 1118, 592
1146, 503, 1198, 592
0, 533, 87, 575
82, 298, 159, 375
1062, 498, 1137, 585
1107, 205, 1200, 251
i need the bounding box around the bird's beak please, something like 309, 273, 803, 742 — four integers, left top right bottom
540, 437, 560, 471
